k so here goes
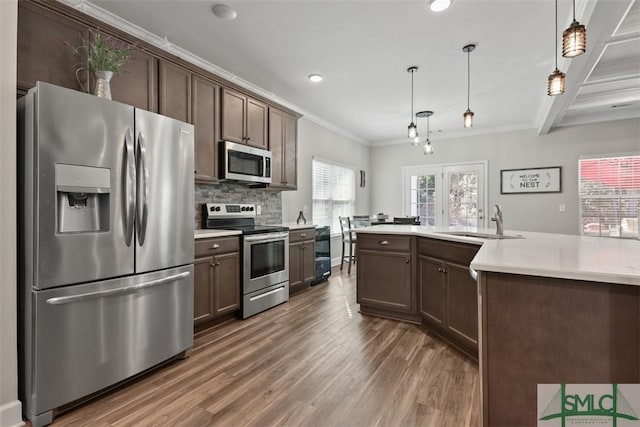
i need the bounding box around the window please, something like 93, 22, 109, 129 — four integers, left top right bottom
404, 162, 486, 227
579, 154, 640, 239
312, 159, 355, 234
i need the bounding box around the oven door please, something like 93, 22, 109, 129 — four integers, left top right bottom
243, 232, 289, 294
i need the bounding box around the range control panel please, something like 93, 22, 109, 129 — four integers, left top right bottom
204, 203, 256, 218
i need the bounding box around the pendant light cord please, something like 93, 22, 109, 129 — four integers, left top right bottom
555, 0, 558, 69
572, 0, 576, 21
467, 50, 471, 110
410, 70, 414, 121
426, 115, 430, 141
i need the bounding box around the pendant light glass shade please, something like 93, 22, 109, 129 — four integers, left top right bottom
562, 20, 586, 57
423, 140, 434, 155
547, 0, 565, 97
562, 0, 586, 58
547, 68, 566, 96
407, 67, 419, 142
463, 109, 474, 128
416, 110, 434, 155
411, 132, 420, 146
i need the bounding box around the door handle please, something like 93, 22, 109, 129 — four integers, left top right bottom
136, 132, 149, 246
46, 271, 191, 305
123, 128, 135, 246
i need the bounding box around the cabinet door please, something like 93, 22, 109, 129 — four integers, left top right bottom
246, 97, 268, 149
446, 262, 478, 347
357, 250, 412, 312
302, 241, 316, 283
17, 3, 89, 93
109, 48, 158, 112
283, 113, 298, 188
213, 252, 240, 316
268, 108, 286, 186
194, 256, 214, 325
159, 60, 191, 122
192, 75, 220, 182
418, 255, 446, 326
289, 241, 304, 293
221, 88, 246, 144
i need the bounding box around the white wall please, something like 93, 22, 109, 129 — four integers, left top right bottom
370, 119, 640, 235
282, 117, 371, 262
0, 1, 22, 426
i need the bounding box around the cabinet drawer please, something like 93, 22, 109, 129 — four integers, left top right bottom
418, 237, 479, 265
195, 236, 240, 257
357, 234, 411, 252
289, 228, 315, 243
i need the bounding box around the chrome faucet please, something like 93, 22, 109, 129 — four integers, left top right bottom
491, 205, 504, 236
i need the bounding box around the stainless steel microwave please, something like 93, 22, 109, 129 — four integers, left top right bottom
220, 140, 272, 184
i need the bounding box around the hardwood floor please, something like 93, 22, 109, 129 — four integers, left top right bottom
52, 268, 480, 426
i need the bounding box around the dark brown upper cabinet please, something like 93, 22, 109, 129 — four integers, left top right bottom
269, 108, 298, 190
18, 2, 89, 94
192, 75, 221, 183
159, 60, 191, 123
222, 88, 267, 149
105, 48, 158, 112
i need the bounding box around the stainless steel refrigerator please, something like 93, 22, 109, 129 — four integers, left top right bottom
17, 82, 195, 427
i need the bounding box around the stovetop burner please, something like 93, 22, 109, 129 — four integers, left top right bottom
202, 203, 288, 235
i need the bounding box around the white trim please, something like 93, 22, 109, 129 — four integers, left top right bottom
0, 401, 24, 427
311, 156, 356, 172
55, 0, 371, 146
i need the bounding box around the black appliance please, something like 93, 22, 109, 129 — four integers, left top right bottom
393, 216, 421, 225
312, 226, 331, 285
202, 203, 289, 318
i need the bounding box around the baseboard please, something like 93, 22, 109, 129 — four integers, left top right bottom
331, 256, 342, 267
0, 400, 24, 427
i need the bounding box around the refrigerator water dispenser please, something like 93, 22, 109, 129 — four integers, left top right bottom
55, 163, 111, 233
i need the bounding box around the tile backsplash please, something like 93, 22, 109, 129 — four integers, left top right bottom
195, 182, 282, 228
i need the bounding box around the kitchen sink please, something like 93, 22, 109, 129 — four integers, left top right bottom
436, 231, 525, 240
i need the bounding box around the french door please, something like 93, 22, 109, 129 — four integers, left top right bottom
404, 162, 487, 227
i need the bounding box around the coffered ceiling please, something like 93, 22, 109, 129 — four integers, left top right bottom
63, 0, 640, 145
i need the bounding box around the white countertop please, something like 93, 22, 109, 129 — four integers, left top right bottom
355, 225, 640, 286
194, 229, 242, 239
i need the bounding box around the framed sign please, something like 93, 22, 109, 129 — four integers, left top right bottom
500, 166, 562, 194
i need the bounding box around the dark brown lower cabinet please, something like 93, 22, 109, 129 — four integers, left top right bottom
289, 228, 315, 295
418, 238, 480, 357
356, 234, 416, 322
194, 237, 240, 328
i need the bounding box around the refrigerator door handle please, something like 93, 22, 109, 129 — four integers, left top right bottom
123, 128, 136, 246
45, 271, 191, 305
136, 132, 149, 245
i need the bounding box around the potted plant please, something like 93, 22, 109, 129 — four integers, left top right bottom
68, 29, 136, 99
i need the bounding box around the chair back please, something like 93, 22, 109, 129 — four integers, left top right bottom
393, 216, 421, 225
338, 216, 353, 241
352, 215, 371, 228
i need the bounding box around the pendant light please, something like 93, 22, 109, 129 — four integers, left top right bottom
462, 44, 476, 128
562, 0, 586, 58
407, 66, 419, 144
416, 111, 434, 155
547, 0, 566, 96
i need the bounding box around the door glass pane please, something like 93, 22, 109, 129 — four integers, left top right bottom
409, 174, 437, 226
448, 171, 479, 227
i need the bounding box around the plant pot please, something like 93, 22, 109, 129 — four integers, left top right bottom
94, 70, 113, 100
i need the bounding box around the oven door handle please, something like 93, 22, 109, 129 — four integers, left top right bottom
244, 232, 289, 243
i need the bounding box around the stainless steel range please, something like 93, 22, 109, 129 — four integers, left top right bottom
203, 203, 289, 318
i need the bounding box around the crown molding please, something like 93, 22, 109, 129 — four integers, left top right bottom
56, 0, 370, 147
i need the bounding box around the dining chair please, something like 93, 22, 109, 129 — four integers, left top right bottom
338, 216, 356, 274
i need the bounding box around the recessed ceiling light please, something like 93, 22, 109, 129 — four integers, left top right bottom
427, 0, 452, 12
211, 4, 237, 21
308, 74, 324, 83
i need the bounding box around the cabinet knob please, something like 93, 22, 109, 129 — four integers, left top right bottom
210, 244, 220, 249
379, 240, 389, 245
300, 233, 306, 237
405, 259, 410, 264
438, 267, 444, 273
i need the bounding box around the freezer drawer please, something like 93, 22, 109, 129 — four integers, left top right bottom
23, 265, 193, 425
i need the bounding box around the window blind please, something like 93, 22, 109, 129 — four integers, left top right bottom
312, 159, 355, 234
579, 154, 640, 238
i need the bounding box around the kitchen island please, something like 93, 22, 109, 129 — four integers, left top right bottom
355, 225, 640, 427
